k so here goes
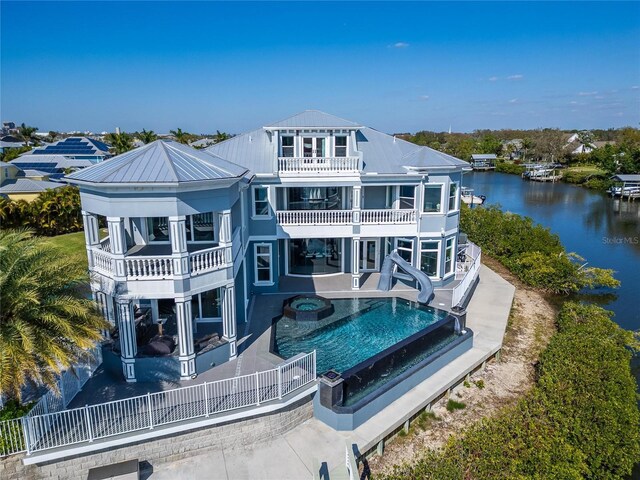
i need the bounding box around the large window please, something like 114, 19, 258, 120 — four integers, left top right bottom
191, 288, 221, 320
288, 238, 342, 275
186, 212, 215, 242
146, 217, 169, 242
423, 184, 443, 213
399, 185, 415, 209
286, 187, 342, 210
303, 137, 325, 157
254, 243, 273, 284
396, 238, 414, 264
420, 241, 439, 277
253, 187, 270, 217
444, 237, 455, 275
334, 136, 347, 157
448, 183, 459, 212
281, 136, 294, 157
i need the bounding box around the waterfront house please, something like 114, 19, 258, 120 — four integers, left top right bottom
470, 153, 497, 170
67, 111, 471, 383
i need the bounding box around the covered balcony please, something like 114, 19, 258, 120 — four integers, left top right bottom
277, 156, 360, 175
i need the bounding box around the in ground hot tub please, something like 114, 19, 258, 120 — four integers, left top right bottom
283, 295, 334, 321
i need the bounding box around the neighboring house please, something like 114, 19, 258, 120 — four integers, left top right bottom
0, 135, 26, 154
27, 136, 111, 162
11, 154, 94, 180
67, 111, 471, 383
189, 137, 217, 148
503, 139, 523, 160
0, 162, 63, 201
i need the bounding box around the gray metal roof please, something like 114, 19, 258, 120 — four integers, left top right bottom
471, 154, 497, 160
207, 113, 469, 175
0, 140, 25, 148
611, 174, 640, 182
66, 140, 248, 185
11, 154, 94, 170
0, 178, 62, 193
265, 110, 360, 129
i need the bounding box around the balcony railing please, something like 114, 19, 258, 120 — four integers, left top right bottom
361, 209, 416, 224
278, 157, 360, 174
276, 210, 353, 225
190, 245, 228, 276
126, 255, 173, 279
92, 248, 114, 276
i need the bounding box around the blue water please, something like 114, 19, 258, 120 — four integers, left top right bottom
273, 297, 448, 374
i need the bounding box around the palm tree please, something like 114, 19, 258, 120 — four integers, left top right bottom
214, 130, 231, 143
0, 230, 108, 400
137, 129, 157, 144
104, 131, 134, 155
521, 137, 534, 163
46, 131, 59, 143
170, 128, 191, 145
17, 123, 38, 145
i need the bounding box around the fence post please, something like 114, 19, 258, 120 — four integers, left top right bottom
85, 406, 93, 442
277, 366, 283, 400
147, 393, 154, 429
21, 416, 31, 455
255, 372, 260, 406
204, 382, 210, 417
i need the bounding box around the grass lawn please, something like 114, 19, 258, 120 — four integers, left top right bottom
565, 165, 607, 175
41, 231, 88, 269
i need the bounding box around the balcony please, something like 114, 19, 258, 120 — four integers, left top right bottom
90, 243, 232, 281
277, 157, 360, 175
276, 209, 416, 226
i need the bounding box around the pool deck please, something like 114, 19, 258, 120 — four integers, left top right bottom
147, 264, 515, 479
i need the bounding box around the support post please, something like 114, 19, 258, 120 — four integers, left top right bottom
352, 238, 360, 290
175, 296, 196, 380
116, 298, 137, 382
222, 283, 237, 359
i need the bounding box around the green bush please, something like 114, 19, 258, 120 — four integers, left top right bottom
460, 205, 619, 294
446, 399, 466, 412
495, 160, 525, 175
380, 303, 640, 480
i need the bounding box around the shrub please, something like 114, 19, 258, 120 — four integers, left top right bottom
446, 399, 466, 412
474, 379, 485, 389
495, 160, 526, 175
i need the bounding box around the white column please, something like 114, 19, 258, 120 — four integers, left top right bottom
107, 217, 127, 279
116, 298, 137, 382
169, 216, 190, 278
218, 210, 233, 264
222, 283, 237, 359
175, 297, 196, 380
92, 290, 110, 339
82, 211, 100, 269
352, 238, 361, 290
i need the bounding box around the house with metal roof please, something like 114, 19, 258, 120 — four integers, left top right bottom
10, 154, 94, 180
0, 162, 63, 201
67, 112, 476, 385
27, 136, 111, 162
470, 154, 497, 170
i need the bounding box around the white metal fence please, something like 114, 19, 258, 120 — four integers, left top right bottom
452, 242, 481, 307
0, 347, 103, 457
10, 351, 316, 456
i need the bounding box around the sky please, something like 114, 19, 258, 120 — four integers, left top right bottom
1, 1, 639, 134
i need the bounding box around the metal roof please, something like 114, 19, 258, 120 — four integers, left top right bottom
0, 178, 62, 193
265, 110, 360, 129
471, 154, 497, 160
66, 140, 249, 185
611, 174, 640, 182
207, 113, 469, 175
11, 154, 94, 169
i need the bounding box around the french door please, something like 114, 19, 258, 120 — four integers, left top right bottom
303, 137, 326, 157
359, 239, 379, 272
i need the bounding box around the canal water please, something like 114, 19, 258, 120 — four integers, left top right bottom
464, 171, 640, 333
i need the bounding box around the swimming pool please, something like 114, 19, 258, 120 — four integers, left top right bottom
272, 297, 449, 374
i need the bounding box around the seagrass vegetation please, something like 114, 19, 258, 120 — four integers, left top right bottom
381, 302, 640, 479
460, 205, 619, 294
0, 185, 82, 236
0, 230, 108, 400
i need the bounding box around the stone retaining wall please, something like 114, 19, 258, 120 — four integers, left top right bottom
0, 396, 313, 480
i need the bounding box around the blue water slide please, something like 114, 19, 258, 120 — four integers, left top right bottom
377, 250, 434, 305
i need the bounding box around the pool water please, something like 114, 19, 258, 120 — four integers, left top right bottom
273, 297, 448, 374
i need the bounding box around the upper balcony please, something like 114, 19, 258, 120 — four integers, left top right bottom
277, 157, 360, 176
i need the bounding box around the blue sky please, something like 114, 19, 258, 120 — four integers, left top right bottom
1, 1, 639, 134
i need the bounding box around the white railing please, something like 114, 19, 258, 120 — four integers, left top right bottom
278, 157, 360, 174
190, 245, 229, 276
276, 210, 353, 225
0, 347, 102, 457
125, 256, 173, 279
361, 209, 416, 224
92, 248, 114, 276
99, 236, 111, 252
452, 242, 481, 307
20, 351, 316, 455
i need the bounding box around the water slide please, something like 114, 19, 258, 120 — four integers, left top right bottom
377, 250, 434, 305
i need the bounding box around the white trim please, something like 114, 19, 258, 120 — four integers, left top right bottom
444, 236, 457, 276
395, 237, 415, 266
253, 242, 273, 286
421, 183, 445, 215
251, 186, 272, 220
419, 239, 441, 279
448, 181, 460, 214
358, 238, 380, 272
